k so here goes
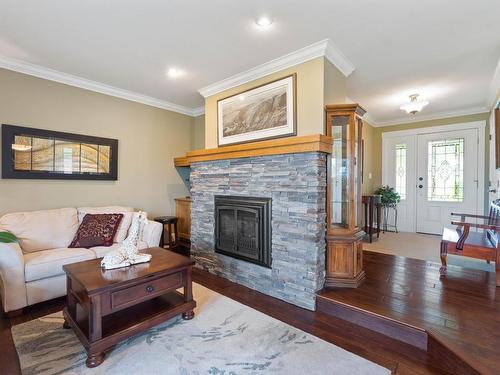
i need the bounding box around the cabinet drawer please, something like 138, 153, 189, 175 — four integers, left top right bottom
111, 272, 183, 310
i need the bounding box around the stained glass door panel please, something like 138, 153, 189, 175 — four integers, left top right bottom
416, 129, 478, 234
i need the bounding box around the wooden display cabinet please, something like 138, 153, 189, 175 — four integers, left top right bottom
175, 197, 191, 242
325, 104, 366, 288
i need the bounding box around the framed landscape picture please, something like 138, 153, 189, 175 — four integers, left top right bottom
217, 74, 296, 146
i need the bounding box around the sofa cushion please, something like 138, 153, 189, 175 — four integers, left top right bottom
0, 208, 79, 253
78, 206, 134, 243
24, 247, 96, 282
69, 213, 123, 248
91, 240, 149, 258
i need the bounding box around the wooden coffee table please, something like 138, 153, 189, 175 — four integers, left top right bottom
62, 247, 196, 367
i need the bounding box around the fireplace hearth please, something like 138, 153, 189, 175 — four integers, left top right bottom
214, 196, 271, 268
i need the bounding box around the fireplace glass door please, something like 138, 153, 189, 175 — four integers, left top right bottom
214, 196, 271, 268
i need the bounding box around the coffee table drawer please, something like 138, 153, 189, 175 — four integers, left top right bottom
111, 272, 183, 309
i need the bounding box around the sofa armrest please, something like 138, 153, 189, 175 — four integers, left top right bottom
0, 242, 28, 312
140, 220, 163, 248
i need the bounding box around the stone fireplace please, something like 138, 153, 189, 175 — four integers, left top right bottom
214, 195, 272, 268
190, 151, 327, 310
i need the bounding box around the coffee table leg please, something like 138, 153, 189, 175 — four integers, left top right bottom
63, 318, 71, 329
64, 276, 76, 329
86, 295, 104, 367
89, 295, 102, 341
182, 267, 195, 320
86, 352, 105, 368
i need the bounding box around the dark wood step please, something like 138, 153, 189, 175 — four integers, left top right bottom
316, 292, 428, 350
316, 251, 500, 375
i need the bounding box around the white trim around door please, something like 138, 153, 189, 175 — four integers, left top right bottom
382, 121, 486, 233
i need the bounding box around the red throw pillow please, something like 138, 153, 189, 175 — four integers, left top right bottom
69, 213, 123, 248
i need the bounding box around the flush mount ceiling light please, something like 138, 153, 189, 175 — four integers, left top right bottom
255, 16, 273, 29
400, 94, 429, 115
167, 67, 184, 78
11, 144, 32, 151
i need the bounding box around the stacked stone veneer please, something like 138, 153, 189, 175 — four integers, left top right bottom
190, 152, 327, 310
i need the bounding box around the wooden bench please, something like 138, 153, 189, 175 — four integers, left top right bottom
440, 201, 500, 287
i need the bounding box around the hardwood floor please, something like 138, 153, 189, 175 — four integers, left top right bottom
318, 251, 500, 375
0, 295, 66, 375
192, 268, 444, 374
1, 267, 444, 374
6, 248, 492, 374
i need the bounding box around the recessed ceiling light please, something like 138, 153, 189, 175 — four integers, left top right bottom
255, 16, 273, 28
167, 68, 183, 78
239, 95, 245, 101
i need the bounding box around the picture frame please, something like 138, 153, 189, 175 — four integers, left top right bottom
217, 74, 297, 146
1, 124, 118, 180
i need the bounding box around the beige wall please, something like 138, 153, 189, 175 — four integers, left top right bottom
192, 114, 205, 150
204, 57, 326, 148
362, 121, 376, 195
365, 113, 490, 193
324, 59, 347, 106
0, 68, 194, 217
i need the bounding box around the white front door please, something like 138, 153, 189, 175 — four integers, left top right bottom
382, 123, 484, 234
415, 129, 478, 234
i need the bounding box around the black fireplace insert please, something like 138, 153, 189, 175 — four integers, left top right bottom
214, 195, 271, 268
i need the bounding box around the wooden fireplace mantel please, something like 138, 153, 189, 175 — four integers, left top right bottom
174, 134, 333, 167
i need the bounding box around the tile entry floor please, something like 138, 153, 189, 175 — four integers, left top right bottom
363, 231, 495, 272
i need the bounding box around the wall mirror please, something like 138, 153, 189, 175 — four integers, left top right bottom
2, 124, 118, 180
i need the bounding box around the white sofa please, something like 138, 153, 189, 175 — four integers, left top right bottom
0, 206, 162, 315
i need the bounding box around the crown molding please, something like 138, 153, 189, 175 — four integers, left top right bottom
371, 106, 489, 127
0, 55, 203, 117
362, 112, 377, 126
191, 106, 205, 116
325, 40, 355, 77
487, 56, 500, 110
198, 39, 355, 98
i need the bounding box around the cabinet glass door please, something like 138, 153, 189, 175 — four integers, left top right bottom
330, 115, 350, 228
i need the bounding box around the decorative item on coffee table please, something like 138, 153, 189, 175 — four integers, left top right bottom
62, 247, 196, 368
101, 211, 152, 269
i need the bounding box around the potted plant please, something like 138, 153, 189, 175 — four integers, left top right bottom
373, 185, 400, 232
0, 231, 18, 243
374, 185, 401, 206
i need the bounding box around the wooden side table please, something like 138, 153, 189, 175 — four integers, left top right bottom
362, 195, 382, 243
154, 216, 178, 249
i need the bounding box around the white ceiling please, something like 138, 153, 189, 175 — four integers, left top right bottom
0, 0, 499, 125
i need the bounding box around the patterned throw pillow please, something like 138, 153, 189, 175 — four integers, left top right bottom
69, 213, 123, 248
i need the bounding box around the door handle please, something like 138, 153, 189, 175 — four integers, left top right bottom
489, 189, 497, 193
418, 185, 423, 189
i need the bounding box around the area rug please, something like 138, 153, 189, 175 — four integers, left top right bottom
11, 283, 389, 375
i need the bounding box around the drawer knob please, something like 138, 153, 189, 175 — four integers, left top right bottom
146, 285, 155, 293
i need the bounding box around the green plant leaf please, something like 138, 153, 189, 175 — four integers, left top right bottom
374, 185, 401, 204
0, 231, 18, 243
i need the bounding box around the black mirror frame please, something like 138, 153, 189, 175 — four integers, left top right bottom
1, 124, 118, 180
